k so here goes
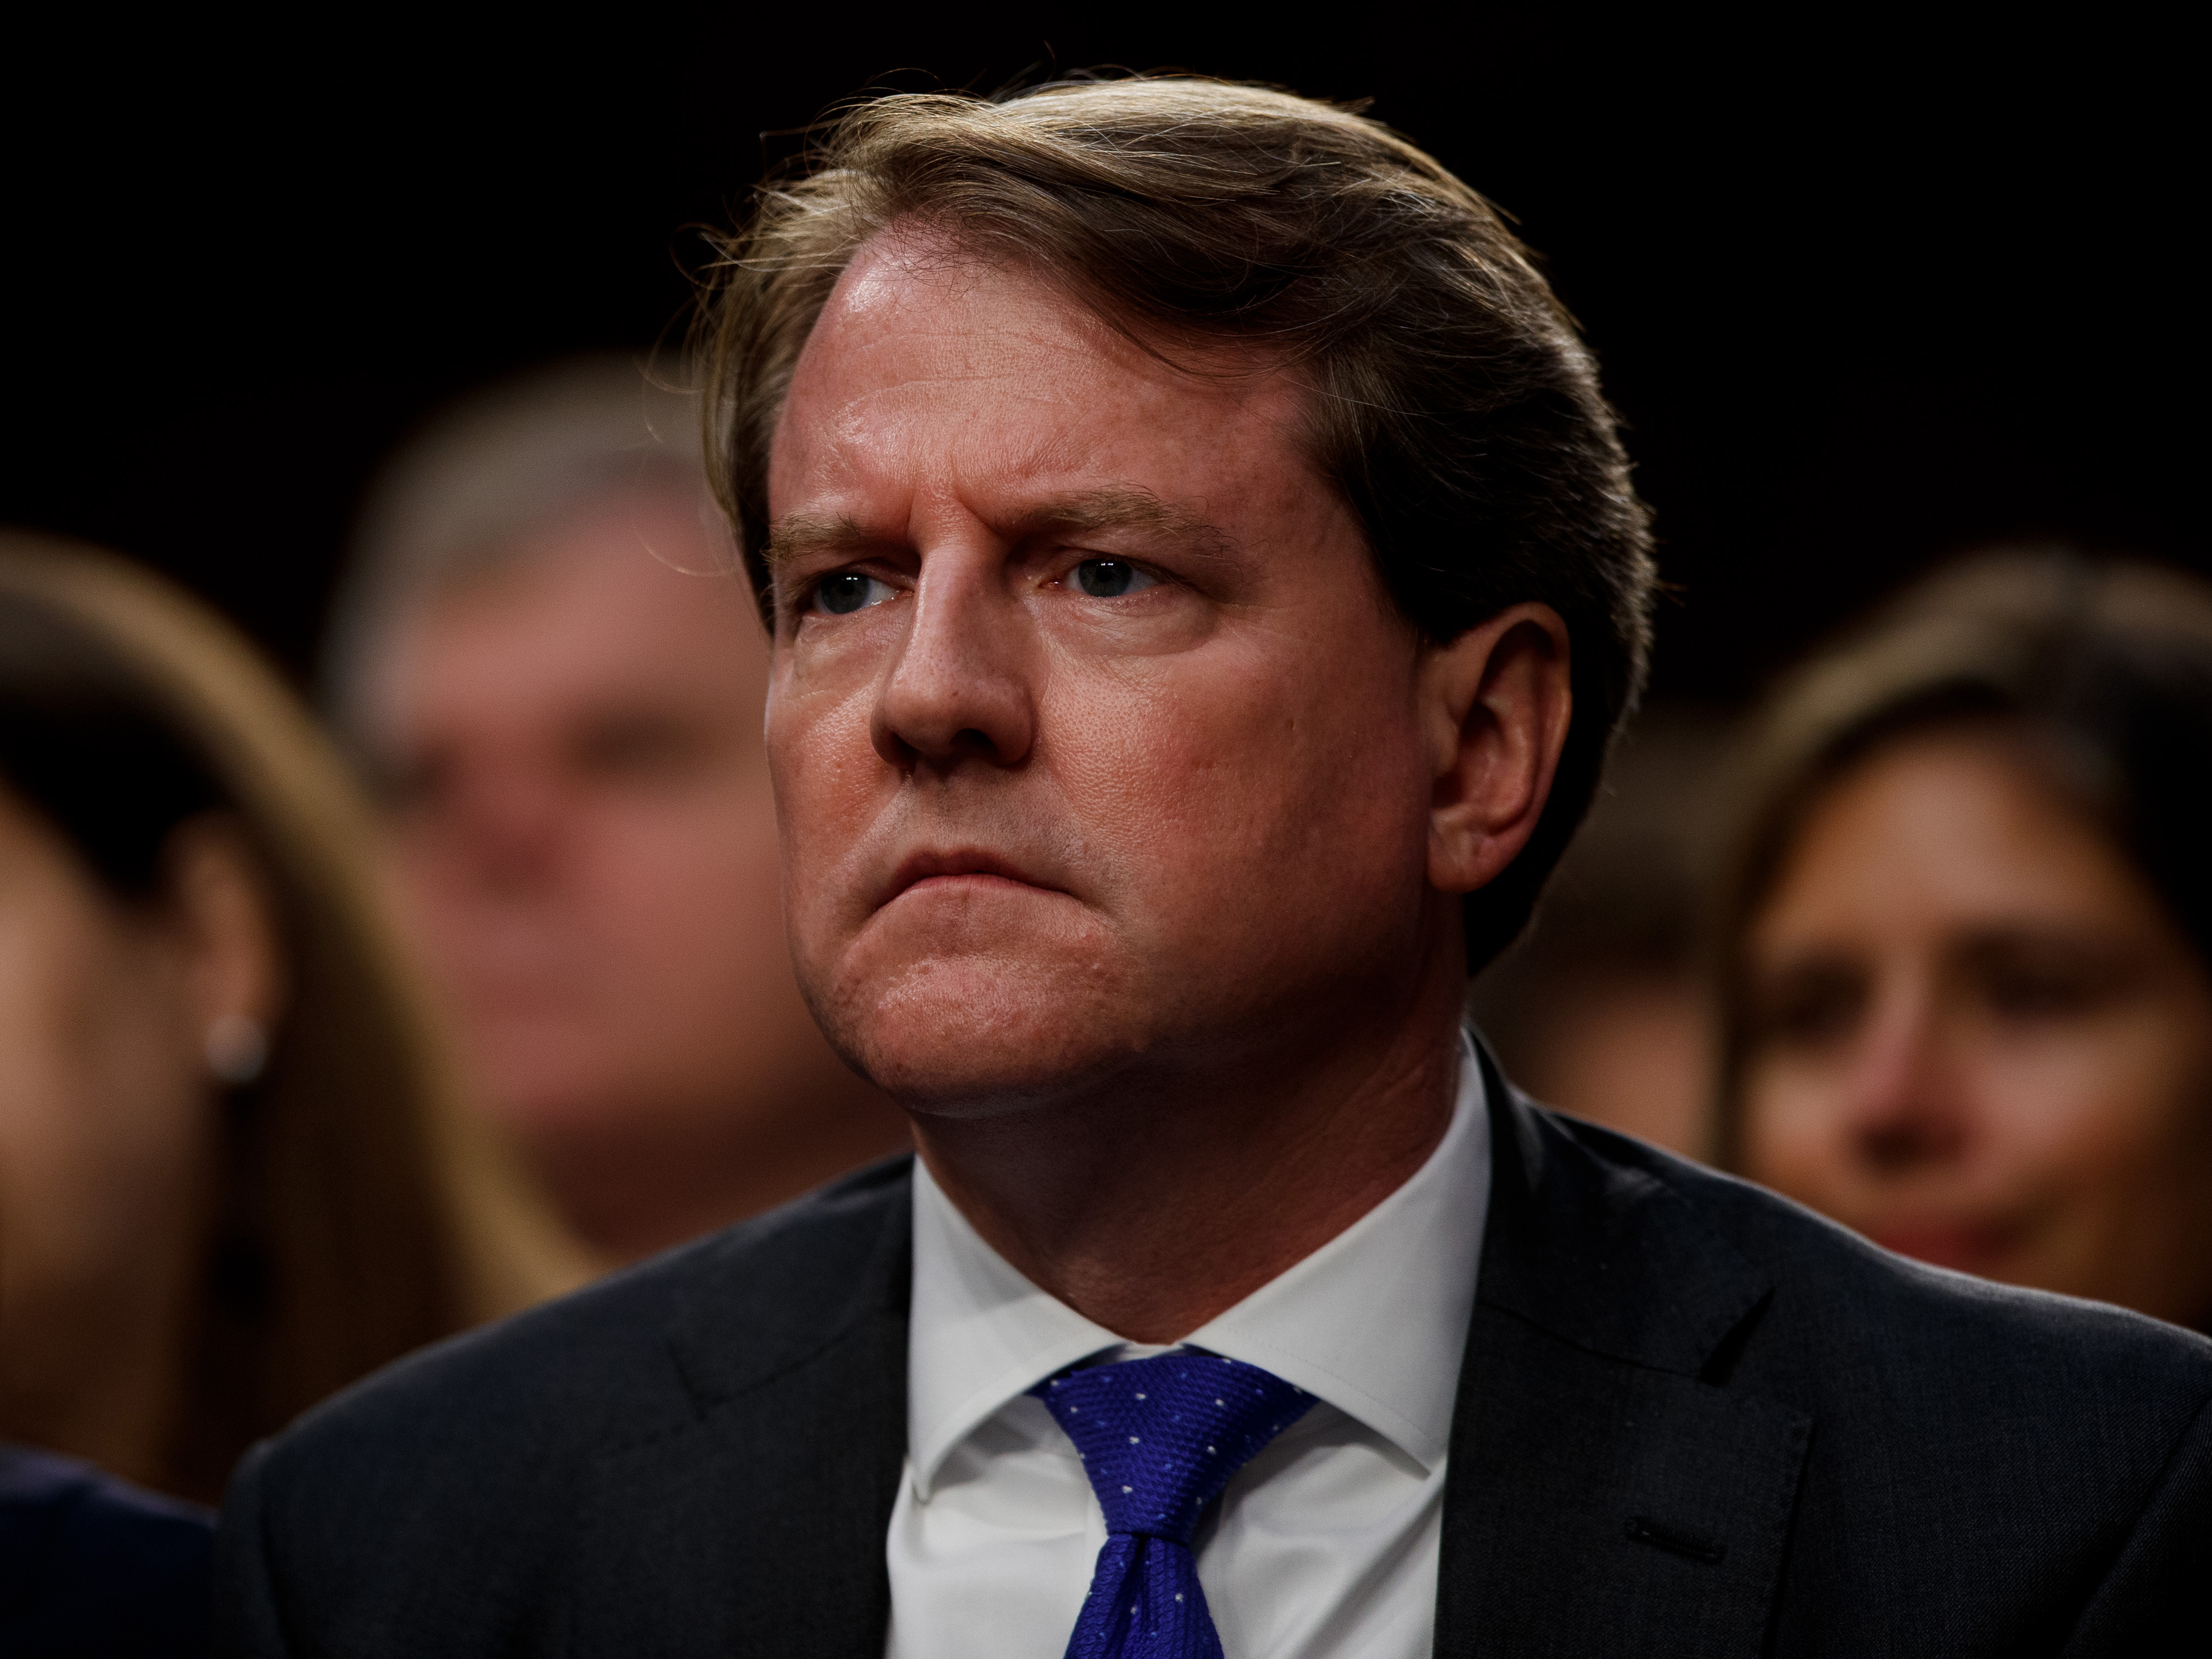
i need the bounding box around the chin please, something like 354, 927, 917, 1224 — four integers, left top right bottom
819, 949, 1155, 1116
800, 891, 1159, 1106
484, 1071, 628, 1144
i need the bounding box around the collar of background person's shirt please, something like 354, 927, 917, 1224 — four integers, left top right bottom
904, 1033, 1492, 1500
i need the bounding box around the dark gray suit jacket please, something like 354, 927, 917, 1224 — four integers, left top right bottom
217, 1060, 2212, 1656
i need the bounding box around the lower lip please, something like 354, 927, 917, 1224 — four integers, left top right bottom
896, 872, 1050, 898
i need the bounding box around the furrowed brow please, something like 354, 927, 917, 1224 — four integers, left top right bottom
759, 514, 875, 576
760, 490, 1239, 572
1028, 488, 1239, 562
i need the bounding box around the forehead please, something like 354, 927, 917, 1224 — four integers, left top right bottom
768, 233, 1313, 530
1759, 735, 2145, 943
374, 510, 762, 738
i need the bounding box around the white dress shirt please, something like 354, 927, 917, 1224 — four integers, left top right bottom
886, 1038, 1490, 1659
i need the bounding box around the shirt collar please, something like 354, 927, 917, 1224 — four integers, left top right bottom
905, 1036, 1490, 1497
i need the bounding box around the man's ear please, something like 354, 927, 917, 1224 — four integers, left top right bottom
1421, 603, 1572, 896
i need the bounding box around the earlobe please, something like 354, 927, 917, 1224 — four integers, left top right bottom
205, 1013, 270, 1084
1423, 603, 1572, 896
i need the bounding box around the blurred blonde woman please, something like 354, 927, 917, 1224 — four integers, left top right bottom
1714, 552, 2212, 1331
0, 533, 587, 1503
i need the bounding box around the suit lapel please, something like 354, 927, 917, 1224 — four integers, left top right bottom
1435, 1052, 1811, 1657
564, 1160, 914, 1659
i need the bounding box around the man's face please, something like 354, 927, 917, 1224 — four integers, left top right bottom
364, 493, 821, 1159
766, 238, 1447, 1112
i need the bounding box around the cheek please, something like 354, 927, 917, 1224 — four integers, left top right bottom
582, 792, 790, 1010
618, 781, 780, 897
0, 898, 146, 1137
0, 936, 92, 1224
0, 905, 205, 1289
1047, 646, 1430, 919
1737, 1060, 1853, 1195
768, 683, 881, 918
1986, 1009, 2212, 1194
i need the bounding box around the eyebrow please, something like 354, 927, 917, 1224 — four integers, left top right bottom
759, 512, 873, 574
1030, 488, 1238, 560
759, 487, 1238, 575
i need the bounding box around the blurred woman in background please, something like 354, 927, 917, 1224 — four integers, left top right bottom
1713, 552, 2212, 1331
0, 534, 584, 1503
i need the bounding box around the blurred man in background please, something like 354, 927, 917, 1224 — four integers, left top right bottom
326, 359, 908, 1263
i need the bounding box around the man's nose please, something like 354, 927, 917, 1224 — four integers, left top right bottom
1844, 989, 1968, 1175
435, 761, 569, 893
869, 554, 1037, 772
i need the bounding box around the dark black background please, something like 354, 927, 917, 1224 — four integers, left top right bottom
6, 9, 2198, 699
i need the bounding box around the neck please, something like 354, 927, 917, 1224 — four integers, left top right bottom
912, 924, 1470, 1344
0, 1167, 209, 1496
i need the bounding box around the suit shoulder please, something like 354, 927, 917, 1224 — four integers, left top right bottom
233, 1156, 913, 1541
1552, 1108, 2212, 1411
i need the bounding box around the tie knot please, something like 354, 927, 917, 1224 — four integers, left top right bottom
1029, 1352, 1313, 1544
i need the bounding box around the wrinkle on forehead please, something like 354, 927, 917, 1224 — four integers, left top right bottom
769, 231, 1327, 576
843, 218, 1295, 380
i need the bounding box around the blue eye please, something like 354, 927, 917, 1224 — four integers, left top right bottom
1071, 559, 1156, 598
810, 572, 894, 615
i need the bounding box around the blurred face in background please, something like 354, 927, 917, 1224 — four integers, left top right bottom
0, 792, 273, 1482
1737, 728, 2212, 1329
364, 488, 904, 1260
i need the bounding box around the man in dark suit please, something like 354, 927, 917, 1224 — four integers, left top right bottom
216, 76, 2209, 1656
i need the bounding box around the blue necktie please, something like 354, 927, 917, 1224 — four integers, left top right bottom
1030, 1351, 1315, 1659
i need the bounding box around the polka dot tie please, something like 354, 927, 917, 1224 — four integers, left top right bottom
1030, 1351, 1315, 1659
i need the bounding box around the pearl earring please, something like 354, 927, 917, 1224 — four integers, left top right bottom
205, 1014, 269, 1084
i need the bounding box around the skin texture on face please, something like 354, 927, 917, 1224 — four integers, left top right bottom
766, 235, 1570, 1338
1739, 732, 2212, 1329
0, 793, 276, 1485
366, 489, 907, 1262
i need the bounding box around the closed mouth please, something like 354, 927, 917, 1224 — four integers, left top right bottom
881, 849, 1065, 908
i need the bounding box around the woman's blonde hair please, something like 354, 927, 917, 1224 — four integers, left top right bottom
0, 532, 586, 1499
